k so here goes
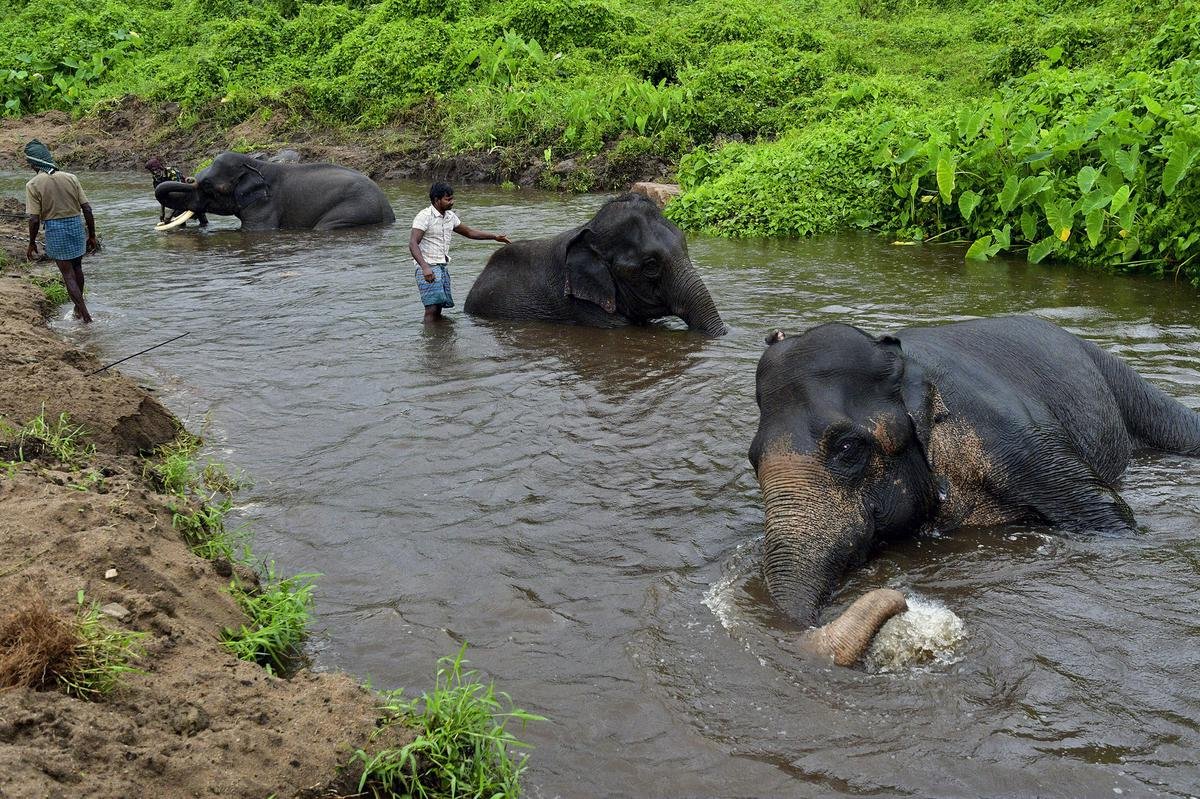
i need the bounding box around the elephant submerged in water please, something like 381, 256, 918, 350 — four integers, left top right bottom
464, 193, 726, 336
748, 315, 1200, 666
154, 151, 395, 230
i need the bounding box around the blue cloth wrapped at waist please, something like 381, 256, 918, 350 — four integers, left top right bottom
44, 215, 86, 260
415, 263, 454, 308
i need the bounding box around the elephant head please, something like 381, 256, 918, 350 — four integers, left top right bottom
560, 194, 726, 335
154, 152, 270, 222
748, 324, 940, 664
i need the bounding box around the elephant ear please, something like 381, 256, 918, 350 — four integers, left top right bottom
234, 163, 270, 210
878, 334, 936, 462
563, 228, 617, 314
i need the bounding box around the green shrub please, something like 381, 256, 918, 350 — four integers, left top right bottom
221, 565, 317, 674
354, 644, 544, 798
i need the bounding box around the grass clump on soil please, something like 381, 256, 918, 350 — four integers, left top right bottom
221, 564, 318, 675
0, 406, 94, 465
147, 430, 314, 674
29, 274, 70, 307
0, 593, 146, 700
354, 644, 545, 799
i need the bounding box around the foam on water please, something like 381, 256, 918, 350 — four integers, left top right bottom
863, 595, 967, 673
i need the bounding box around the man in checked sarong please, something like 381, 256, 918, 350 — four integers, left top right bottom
409, 182, 511, 323
24, 140, 98, 324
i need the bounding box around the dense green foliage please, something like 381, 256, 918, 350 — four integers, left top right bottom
1, 0, 1195, 278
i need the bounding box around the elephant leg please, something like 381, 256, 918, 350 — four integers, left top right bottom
997, 425, 1136, 532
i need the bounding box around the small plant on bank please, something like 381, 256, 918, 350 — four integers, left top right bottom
171, 498, 242, 560
0, 592, 145, 700
355, 644, 545, 799
29, 274, 69, 306
0, 406, 94, 465
221, 564, 318, 675
147, 431, 202, 496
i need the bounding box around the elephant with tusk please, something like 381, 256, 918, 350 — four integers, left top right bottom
154, 151, 395, 231
749, 315, 1200, 666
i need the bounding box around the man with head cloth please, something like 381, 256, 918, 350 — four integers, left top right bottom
25, 139, 98, 323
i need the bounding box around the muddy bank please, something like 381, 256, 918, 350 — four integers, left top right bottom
0, 274, 403, 795
0, 98, 673, 189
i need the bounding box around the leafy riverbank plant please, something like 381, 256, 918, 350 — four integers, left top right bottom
354, 644, 545, 798
0, 406, 94, 465
221, 564, 317, 674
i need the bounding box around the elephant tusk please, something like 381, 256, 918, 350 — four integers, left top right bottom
154, 210, 195, 231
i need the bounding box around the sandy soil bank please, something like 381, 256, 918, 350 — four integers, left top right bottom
0, 217, 401, 796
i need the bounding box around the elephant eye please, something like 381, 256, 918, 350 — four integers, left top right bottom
828, 432, 872, 474
641, 256, 661, 277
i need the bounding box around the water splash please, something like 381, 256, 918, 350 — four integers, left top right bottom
863, 595, 967, 673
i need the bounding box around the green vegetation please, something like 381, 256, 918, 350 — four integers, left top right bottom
1, 0, 1194, 278
0, 405, 95, 465
355, 644, 544, 798
60, 590, 148, 699
29, 274, 70, 306
0, 593, 146, 699
146, 431, 311, 673
221, 563, 317, 674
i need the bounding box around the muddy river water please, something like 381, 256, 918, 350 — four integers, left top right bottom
8, 171, 1200, 797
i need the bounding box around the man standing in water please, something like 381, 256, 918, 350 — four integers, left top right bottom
409, 182, 510, 323
25, 140, 98, 324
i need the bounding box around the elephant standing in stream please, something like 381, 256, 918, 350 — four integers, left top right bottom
748, 315, 1200, 666
464, 193, 726, 336
154, 151, 395, 230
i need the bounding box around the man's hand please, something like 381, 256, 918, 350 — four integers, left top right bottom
86, 235, 99, 254
422, 266, 436, 283
26, 242, 37, 261
495, 234, 512, 244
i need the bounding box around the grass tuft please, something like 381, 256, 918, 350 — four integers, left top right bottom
221, 564, 318, 675
355, 644, 545, 798
0, 594, 145, 700
29, 274, 69, 306
0, 406, 94, 465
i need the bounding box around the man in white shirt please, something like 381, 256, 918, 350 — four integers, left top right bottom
409, 182, 511, 323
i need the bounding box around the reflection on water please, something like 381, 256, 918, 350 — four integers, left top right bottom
5, 170, 1200, 797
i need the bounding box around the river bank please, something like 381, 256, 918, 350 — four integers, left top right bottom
0, 98, 673, 190
0, 222, 405, 795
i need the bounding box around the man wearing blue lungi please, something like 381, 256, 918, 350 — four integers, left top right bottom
408, 182, 511, 323
24, 140, 98, 324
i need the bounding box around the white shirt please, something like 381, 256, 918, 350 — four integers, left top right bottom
411, 205, 461, 264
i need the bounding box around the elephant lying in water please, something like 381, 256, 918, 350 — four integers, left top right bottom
154, 151, 395, 230
464, 193, 726, 336
748, 315, 1200, 666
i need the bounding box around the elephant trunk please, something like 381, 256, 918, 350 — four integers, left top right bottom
668, 262, 726, 336
154, 180, 198, 212
759, 450, 901, 666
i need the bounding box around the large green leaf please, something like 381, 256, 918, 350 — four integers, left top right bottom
1083, 107, 1115, 136
1078, 188, 1111, 214
1076, 165, 1098, 194
936, 149, 956, 203
958, 189, 982, 221
1013, 176, 1050, 208
1113, 145, 1140, 181
1085, 208, 1105, 249
1020, 209, 1039, 242
965, 236, 993, 261
1045, 199, 1074, 242
1163, 143, 1197, 196
1109, 184, 1131, 214
1028, 235, 1061, 264
998, 174, 1019, 212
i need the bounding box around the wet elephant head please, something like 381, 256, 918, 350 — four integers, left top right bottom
748, 324, 939, 663
154, 152, 268, 220
465, 193, 726, 335
561, 194, 726, 335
